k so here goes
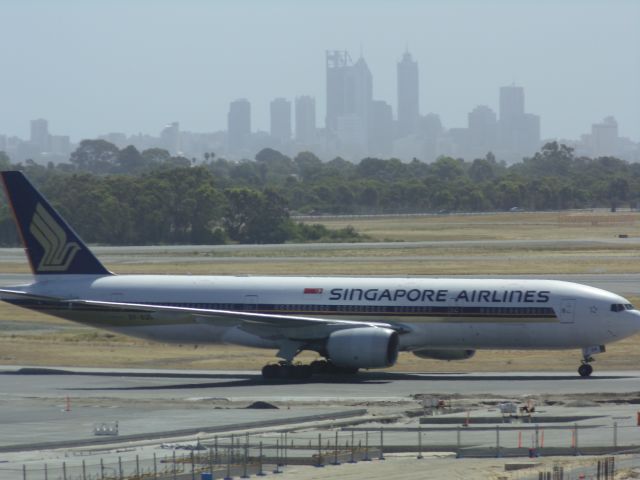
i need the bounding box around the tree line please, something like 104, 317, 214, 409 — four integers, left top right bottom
0, 140, 637, 245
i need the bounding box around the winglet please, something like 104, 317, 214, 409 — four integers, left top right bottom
1, 171, 111, 275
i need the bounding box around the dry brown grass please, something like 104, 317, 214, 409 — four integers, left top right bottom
311, 211, 640, 242
1, 210, 640, 372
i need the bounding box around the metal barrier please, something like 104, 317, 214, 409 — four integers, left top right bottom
3, 424, 640, 479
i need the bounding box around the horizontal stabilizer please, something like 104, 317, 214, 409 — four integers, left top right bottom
0, 288, 64, 302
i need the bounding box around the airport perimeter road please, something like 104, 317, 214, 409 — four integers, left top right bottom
1, 367, 640, 401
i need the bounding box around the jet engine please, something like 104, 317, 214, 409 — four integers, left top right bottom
326, 327, 399, 369
412, 349, 476, 361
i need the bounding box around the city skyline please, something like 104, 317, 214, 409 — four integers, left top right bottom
2, 48, 636, 163
3, 75, 634, 165
2, 45, 636, 164
0, 0, 638, 143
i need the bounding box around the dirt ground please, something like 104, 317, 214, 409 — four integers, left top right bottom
256, 454, 639, 480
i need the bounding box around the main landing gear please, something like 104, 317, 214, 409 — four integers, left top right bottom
261, 360, 359, 380
578, 363, 593, 378
261, 362, 312, 380
578, 345, 605, 377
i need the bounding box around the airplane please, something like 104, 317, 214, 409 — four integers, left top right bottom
0, 170, 639, 379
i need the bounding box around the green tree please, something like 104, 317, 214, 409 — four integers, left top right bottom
69, 139, 119, 173
223, 188, 290, 243
607, 176, 629, 211
116, 145, 144, 173
141, 148, 171, 165
0, 151, 11, 170
294, 151, 323, 182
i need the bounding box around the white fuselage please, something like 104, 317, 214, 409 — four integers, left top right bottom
14, 274, 640, 352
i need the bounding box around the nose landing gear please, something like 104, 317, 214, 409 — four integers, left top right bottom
578, 345, 605, 377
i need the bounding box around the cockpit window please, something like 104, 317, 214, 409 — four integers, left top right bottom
611, 303, 635, 312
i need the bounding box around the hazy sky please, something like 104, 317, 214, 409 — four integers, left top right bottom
1, 0, 638, 142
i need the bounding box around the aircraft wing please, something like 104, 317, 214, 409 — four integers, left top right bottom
0, 289, 401, 339
71, 299, 397, 336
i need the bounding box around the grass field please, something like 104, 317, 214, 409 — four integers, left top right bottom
1, 210, 639, 373
306, 211, 639, 241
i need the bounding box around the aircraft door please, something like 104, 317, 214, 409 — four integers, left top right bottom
559, 298, 576, 323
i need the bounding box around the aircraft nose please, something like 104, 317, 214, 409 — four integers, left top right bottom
627, 309, 640, 330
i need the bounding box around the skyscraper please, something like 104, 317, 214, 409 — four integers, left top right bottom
499, 85, 524, 122
498, 85, 540, 159
326, 50, 352, 133
295, 96, 316, 145
325, 51, 373, 155
369, 100, 393, 156
397, 51, 419, 138
160, 122, 180, 155
270, 98, 291, 143
591, 116, 619, 157
30, 118, 49, 152
468, 105, 498, 156
227, 99, 251, 153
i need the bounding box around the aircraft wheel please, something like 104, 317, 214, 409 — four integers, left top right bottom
325, 362, 359, 375
262, 363, 312, 380
578, 364, 593, 377
293, 365, 312, 380
337, 367, 359, 375
310, 360, 329, 374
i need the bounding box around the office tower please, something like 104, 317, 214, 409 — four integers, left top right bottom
420, 113, 443, 161
30, 118, 49, 152
295, 96, 316, 145
326, 50, 353, 133
369, 100, 393, 156
270, 98, 291, 143
468, 105, 498, 156
49, 135, 71, 156
160, 122, 180, 155
227, 99, 251, 153
499, 85, 525, 122
397, 50, 419, 138
591, 116, 619, 157
100, 133, 128, 148
520, 113, 541, 156
498, 85, 540, 159
325, 51, 373, 154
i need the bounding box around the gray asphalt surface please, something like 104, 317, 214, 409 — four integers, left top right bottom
1, 366, 639, 401
1, 366, 639, 480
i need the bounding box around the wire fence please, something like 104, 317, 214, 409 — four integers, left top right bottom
3, 423, 640, 480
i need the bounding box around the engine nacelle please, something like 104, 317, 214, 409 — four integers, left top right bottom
412, 349, 476, 361
326, 327, 399, 369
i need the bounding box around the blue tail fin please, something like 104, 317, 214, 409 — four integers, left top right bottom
1, 171, 111, 275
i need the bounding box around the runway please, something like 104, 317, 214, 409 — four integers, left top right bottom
1, 366, 639, 449
2, 366, 640, 400
2, 366, 640, 480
